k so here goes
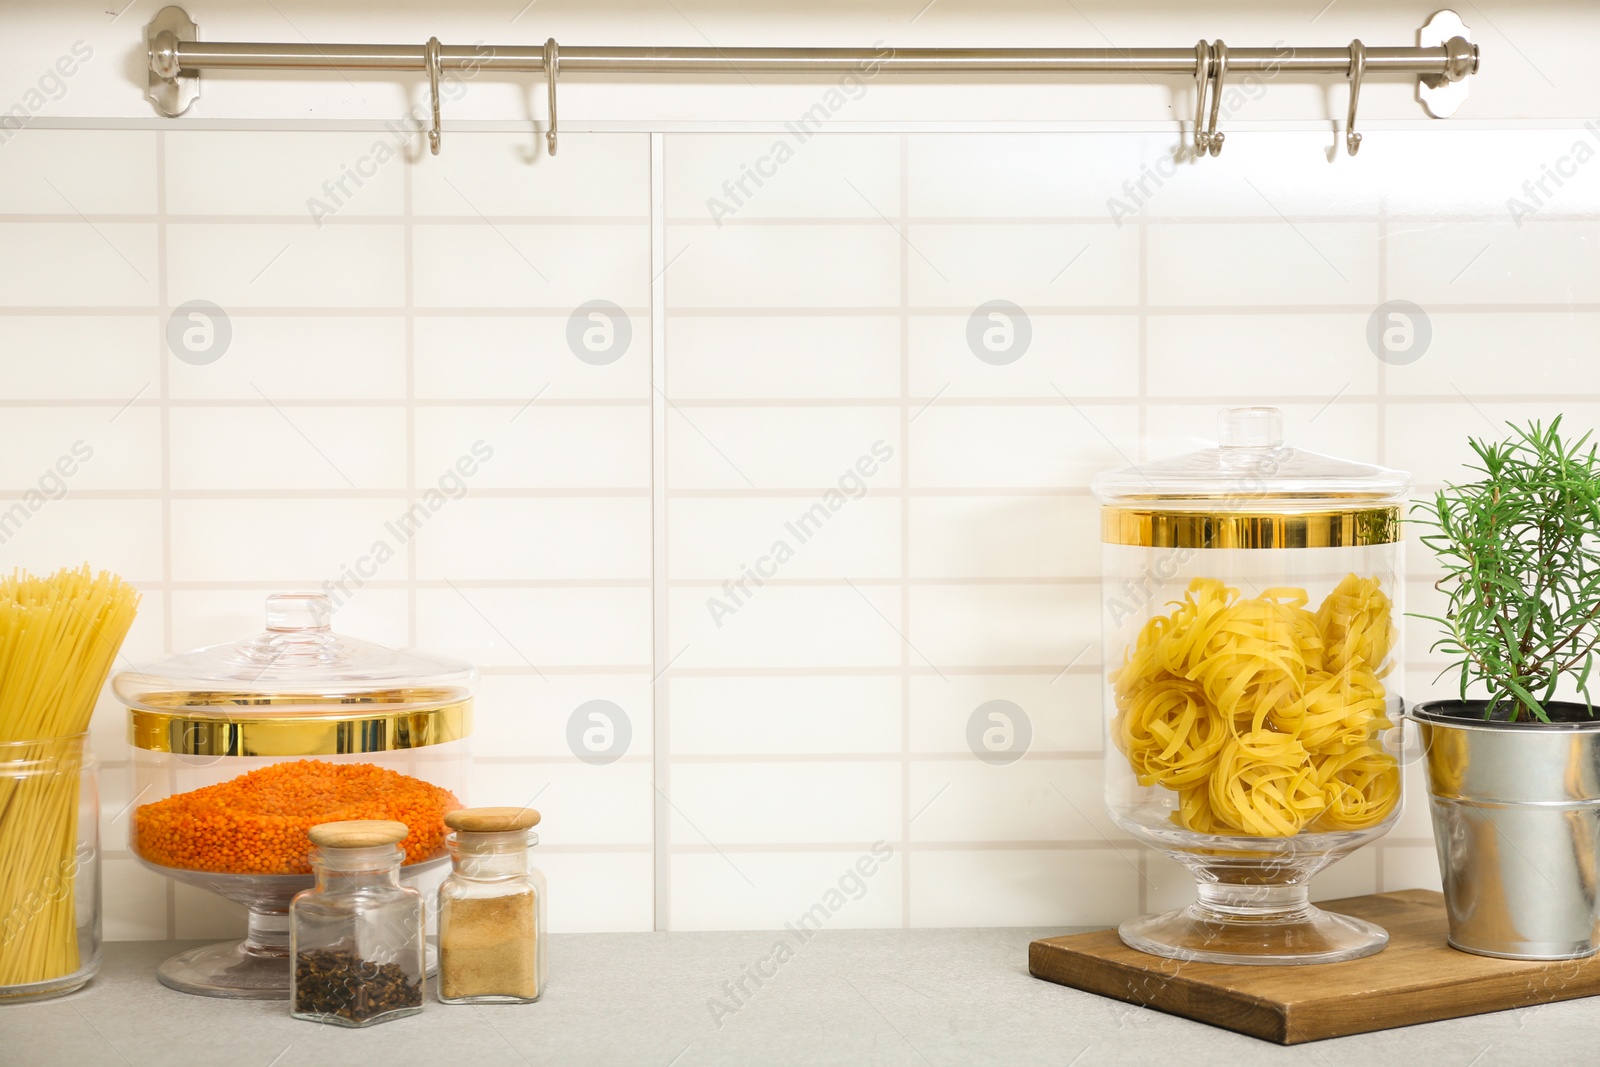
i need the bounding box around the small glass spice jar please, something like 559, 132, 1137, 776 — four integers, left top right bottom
437, 807, 546, 1003
289, 820, 426, 1026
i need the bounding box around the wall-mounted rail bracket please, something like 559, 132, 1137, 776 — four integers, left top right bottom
1418, 9, 1476, 118
147, 5, 200, 117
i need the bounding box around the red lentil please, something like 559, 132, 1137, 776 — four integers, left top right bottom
134, 759, 461, 874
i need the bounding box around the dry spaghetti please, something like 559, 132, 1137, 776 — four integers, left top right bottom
0, 567, 140, 989
1111, 573, 1399, 837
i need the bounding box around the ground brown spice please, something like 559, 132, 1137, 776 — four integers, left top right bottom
439, 890, 539, 1000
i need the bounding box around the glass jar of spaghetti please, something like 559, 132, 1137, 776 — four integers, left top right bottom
1093, 407, 1408, 965
112, 593, 472, 1000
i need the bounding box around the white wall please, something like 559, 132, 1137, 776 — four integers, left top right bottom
1, 2, 1596, 939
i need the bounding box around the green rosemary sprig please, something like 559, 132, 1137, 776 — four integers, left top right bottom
1410, 416, 1600, 723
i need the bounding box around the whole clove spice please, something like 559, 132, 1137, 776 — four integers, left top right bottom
294, 949, 422, 1024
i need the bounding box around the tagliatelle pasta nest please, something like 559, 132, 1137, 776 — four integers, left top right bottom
1111, 574, 1400, 837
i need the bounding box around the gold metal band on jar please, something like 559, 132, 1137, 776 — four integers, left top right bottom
1101, 507, 1400, 549
128, 694, 472, 756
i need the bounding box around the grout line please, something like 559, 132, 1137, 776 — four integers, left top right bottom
671, 577, 1099, 588
660, 751, 1105, 763
472, 755, 655, 764
11, 391, 1600, 409
0, 398, 654, 408
0, 481, 1465, 500
8, 303, 1600, 317
155, 128, 177, 943
898, 131, 913, 931
669, 840, 1178, 853
650, 130, 673, 933
1137, 204, 1148, 462
645, 666, 1101, 677
1377, 191, 1389, 464
1, 214, 653, 225
10, 210, 1599, 227
405, 129, 419, 651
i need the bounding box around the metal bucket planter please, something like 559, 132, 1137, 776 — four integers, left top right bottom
1412, 700, 1600, 960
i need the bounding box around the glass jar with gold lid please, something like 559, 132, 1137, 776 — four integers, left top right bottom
112, 592, 472, 998
1093, 407, 1408, 964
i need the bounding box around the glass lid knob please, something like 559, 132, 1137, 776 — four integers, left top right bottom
1218, 406, 1284, 450
265, 593, 333, 633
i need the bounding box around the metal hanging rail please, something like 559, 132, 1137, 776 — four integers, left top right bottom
145, 6, 1480, 158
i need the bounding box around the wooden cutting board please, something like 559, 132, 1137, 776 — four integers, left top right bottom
1029, 889, 1600, 1044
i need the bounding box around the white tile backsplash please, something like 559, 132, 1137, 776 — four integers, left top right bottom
414, 405, 653, 489
668, 584, 904, 671
909, 759, 1120, 843
168, 498, 412, 583
415, 497, 653, 580
167, 222, 406, 307
537, 851, 655, 932
1387, 217, 1600, 306
670, 849, 904, 931
670, 675, 903, 756
470, 673, 654, 759
411, 132, 650, 219
907, 314, 1140, 398
0, 315, 158, 399
414, 314, 650, 400
907, 674, 1102, 755
665, 405, 901, 491
667, 224, 902, 308
667, 495, 901, 581
0, 498, 164, 582
0, 130, 158, 215
0, 406, 160, 491
5, 125, 1594, 939
0, 222, 158, 306
670, 762, 902, 844
906, 223, 1140, 308
909, 847, 1139, 927
417, 585, 653, 669
168, 316, 409, 400
666, 133, 901, 221
907, 583, 1098, 668
1148, 220, 1380, 306
1146, 313, 1379, 397
412, 223, 649, 308
667, 316, 902, 399
168, 406, 410, 490
1387, 313, 1600, 395
907, 133, 1145, 218
164, 130, 408, 217
908, 404, 1140, 488
907, 495, 1098, 579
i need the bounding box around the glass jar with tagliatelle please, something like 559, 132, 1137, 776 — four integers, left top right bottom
1093, 407, 1409, 966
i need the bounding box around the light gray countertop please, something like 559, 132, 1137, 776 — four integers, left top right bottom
3, 932, 1592, 1066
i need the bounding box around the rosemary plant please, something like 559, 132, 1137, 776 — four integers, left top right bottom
1412, 417, 1600, 723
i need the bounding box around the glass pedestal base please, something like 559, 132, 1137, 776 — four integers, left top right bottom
157, 939, 291, 999
1118, 883, 1388, 965
139, 855, 444, 998
157, 937, 439, 999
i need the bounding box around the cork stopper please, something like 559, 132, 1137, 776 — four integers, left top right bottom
308, 819, 410, 849
444, 806, 542, 833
